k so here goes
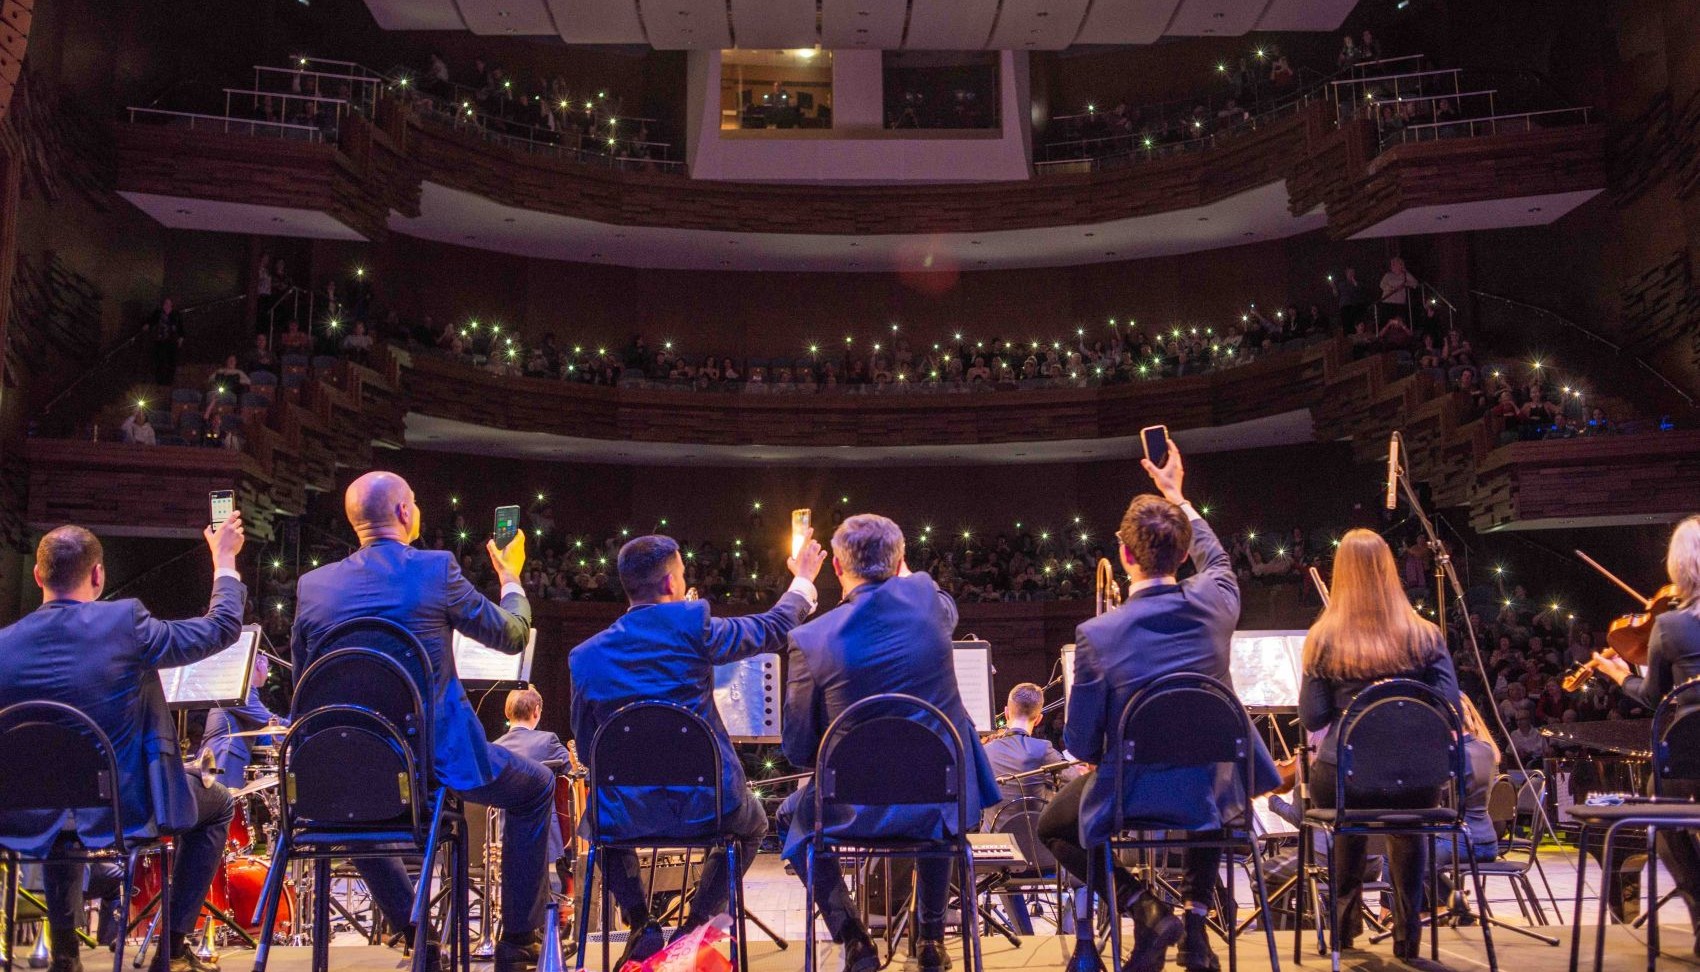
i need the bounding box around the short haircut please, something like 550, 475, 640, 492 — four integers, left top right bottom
618, 535, 680, 600
1116, 494, 1192, 577
1006, 682, 1044, 720
832, 514, 904, 582
505, 687, 542, 722
36, 526, 103, 592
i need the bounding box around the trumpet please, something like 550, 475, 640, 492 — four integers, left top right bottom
1095, 558, 1124, 616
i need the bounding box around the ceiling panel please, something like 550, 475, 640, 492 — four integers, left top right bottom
548, 0, 648, 43
821, 0, 906, 49
1073, 0, 1182, 44
729, 0, 817, 48
363, 0, 468, 30
1165, 0, 1268, 36
903, 0, 999, 48
644, 0, 734, 48
454, 0, 557, 34
985, 0, 1093, 49
1254, 0, 1356, 30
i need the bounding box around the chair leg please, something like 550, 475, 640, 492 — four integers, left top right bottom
1592, 825, 1622, 972
1466, 852, 1497, 972
1248, 840, 1280, 972
1223, 847, 1238, 972
1645, 826, 1659, 972
114, 852, 136, 972
802, 843, 816, 972
5, 849, 20, 972
599, 850, 613, 972
1103, 847, 1122, 972
158, 845, 173, 967
1323, 834, 1338, 972
573, 846, 595, 972
1428, 835, 1439, 962
962, 846, 984, 972
252, 839, 291, 972
1568, 824, 1589, 972
312, 859, 331, 972
725, 839, 745, 972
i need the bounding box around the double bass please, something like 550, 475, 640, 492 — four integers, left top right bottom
1560, 550, 1681, 692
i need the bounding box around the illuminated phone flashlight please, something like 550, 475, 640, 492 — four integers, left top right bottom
791, 508, 812, 559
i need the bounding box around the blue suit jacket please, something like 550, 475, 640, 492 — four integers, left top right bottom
1065, 517, 1278, 847
0, 578, 246, 856
203, 686, 287, 788
780, 573, 1000, 862
291, 540, 530, 792
569, 592, 811, 840
493, 725, 572, 859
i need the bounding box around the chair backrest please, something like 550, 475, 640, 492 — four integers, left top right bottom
280, 703, 424, 835
314, 616, 434, 692
813, 693, 967, 834
293, 637, 432, 787
1654, 675, 1700, 795
1333, 678, 1464, 816
1486, 774, 1517, 838
586, 700, 723, 842
1111, 672, 1257, 830
989, 795, 1056, 874
0, 701, 128, 848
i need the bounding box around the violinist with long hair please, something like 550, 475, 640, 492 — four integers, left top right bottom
1299, 529, 1460, 959
1590, 514, 1700, 958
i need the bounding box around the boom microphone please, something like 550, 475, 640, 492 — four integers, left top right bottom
1384, 431, 1401, 511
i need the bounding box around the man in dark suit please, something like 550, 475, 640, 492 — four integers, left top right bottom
1038, 445, 1277, 972
570, 531, 824, 965
983, 681, 1080, 810
493, 687, 571, 868
0, 516, 246, 972
201, 651, 287, 787
291, 472, 551, 972
778, 514, 1000, 972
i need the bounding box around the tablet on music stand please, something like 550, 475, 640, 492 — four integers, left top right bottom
454, 628, 537, 692
1229, 630, 1307, 712
163, 626, 260, 710
715, 653, 781, 744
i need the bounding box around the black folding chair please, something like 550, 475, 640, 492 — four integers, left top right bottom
0, 701, 170, 972
252, 619, 469, 972
801, 693, 981, 972
985, 796, 1065, 935
1100, 673, 1280, 972
1567, 675, 1700, 972
1296, 678, 1496, 972
1474, 774, 1557, 927
573, 701, 750, 972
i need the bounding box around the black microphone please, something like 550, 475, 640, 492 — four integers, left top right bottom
1385, 431, 1401, 511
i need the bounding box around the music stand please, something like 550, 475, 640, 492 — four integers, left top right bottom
164, 626, 261, 710
952, 641, 995, 733
454, 629, 537, 692
715, 653, 781, 744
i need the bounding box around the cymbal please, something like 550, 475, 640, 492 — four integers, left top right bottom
232, 775, 280, 799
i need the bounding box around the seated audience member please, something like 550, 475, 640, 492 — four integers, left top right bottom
1039, 445, 1277, 972
1377, 315, 1414, 352
121, 408, 156, 445
569, 532, 824, 966
341, 321, 375, 360
778, 514, 1000, 972
245, 333, 279, 374
1507, 712, 1548, 764
280, 319, 312, 354
0, 518, 246, 972
983, 682, 1081, 810
207, 354, 251, 394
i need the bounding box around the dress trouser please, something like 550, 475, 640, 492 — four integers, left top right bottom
44, 776, 233, 954
356, 747, 555, 941
1309, 760, 1428, 948
600, 792, 768, 927
776, 791, 952, 942
1035, 772, 1221, 908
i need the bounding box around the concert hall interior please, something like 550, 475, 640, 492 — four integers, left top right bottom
5, 1, 1700, 972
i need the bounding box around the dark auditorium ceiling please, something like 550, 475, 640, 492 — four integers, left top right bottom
361, 0, 1359, 49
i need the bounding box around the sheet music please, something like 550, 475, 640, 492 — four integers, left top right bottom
163, 628, 259, 708
1228, 631, 1307, 710
714, 653, 781, 743
1061, 644, 1076, 698
953, 641, 995, 733
453, 629, 537, 687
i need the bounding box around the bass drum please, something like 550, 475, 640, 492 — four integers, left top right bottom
210, 855, 296, 937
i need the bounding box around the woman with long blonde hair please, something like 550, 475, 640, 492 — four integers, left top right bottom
1592, 514, 1700, 957
1299, 528, 1461, 959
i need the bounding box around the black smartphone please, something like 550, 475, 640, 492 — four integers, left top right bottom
494, 505, 520, 549
1141, 425, 1170, 468
209, 489, 235, 527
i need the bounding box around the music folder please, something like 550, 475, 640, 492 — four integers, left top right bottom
454, 628, 538, 691
163, 626, 261, 710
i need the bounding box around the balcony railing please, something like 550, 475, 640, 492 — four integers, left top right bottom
125, 107, 326, 141
1395, 106, 1594, 143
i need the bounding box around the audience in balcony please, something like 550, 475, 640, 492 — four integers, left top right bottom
280, 319, 312, 354
120, 408, 156, 446
206, 354, 251, 395
245, 333, 278, 374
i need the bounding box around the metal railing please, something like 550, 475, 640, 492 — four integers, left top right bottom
125, 107, 325, 141
252, 65, 382, 116
409, 96, 684, 170
1332, 68, 1463, 122
223, 88, 350, 130
1396, 106, 1593, 143
1035, 95, 1311, 172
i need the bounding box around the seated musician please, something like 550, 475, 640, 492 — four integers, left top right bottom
494, 688, 572, 878
1589, 514, 1700, 958
1037, 445, 1278, 972
201, 650, 288, 787
777, 514, 1002, 972
568, 533, 825, 968
983, 682, 1080, 811
292, 472, 551, 972
0, 519, 246, 972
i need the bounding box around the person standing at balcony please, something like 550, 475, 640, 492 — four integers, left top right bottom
148, 296, 183, 386
1327, 267, 1368, 335
1378, 256, 1420, 329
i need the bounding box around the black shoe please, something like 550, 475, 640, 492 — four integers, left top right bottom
1175, 912, 1218, 972
147, 949, 218, 972
48, 952, 82, 972
494, 938, 538, 972
842, 934, 880, 972
615, 924, 666, 970
1126, 914, 1182, 972
1064, 940, 1105, 972
917, 939, 952, 972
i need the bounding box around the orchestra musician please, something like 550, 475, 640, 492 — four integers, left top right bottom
1038, 445, 1278, 972
777, 514, 1001, 972
1587, 514, 1700, 957
201, 651, 287, 787
291, 472, 552, 972
1298, 528, 1460, 960
493, 688, 572, 872
568, 532, 825, 968
982, 682, 1081, 809
0, 519, 246, 972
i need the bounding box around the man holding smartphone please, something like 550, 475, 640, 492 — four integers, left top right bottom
291, 472, 549, 972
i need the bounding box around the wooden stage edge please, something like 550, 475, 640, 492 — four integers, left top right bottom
173, 926, 1700, 972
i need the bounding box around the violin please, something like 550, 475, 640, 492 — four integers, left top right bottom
1561, 548, 1682, 692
